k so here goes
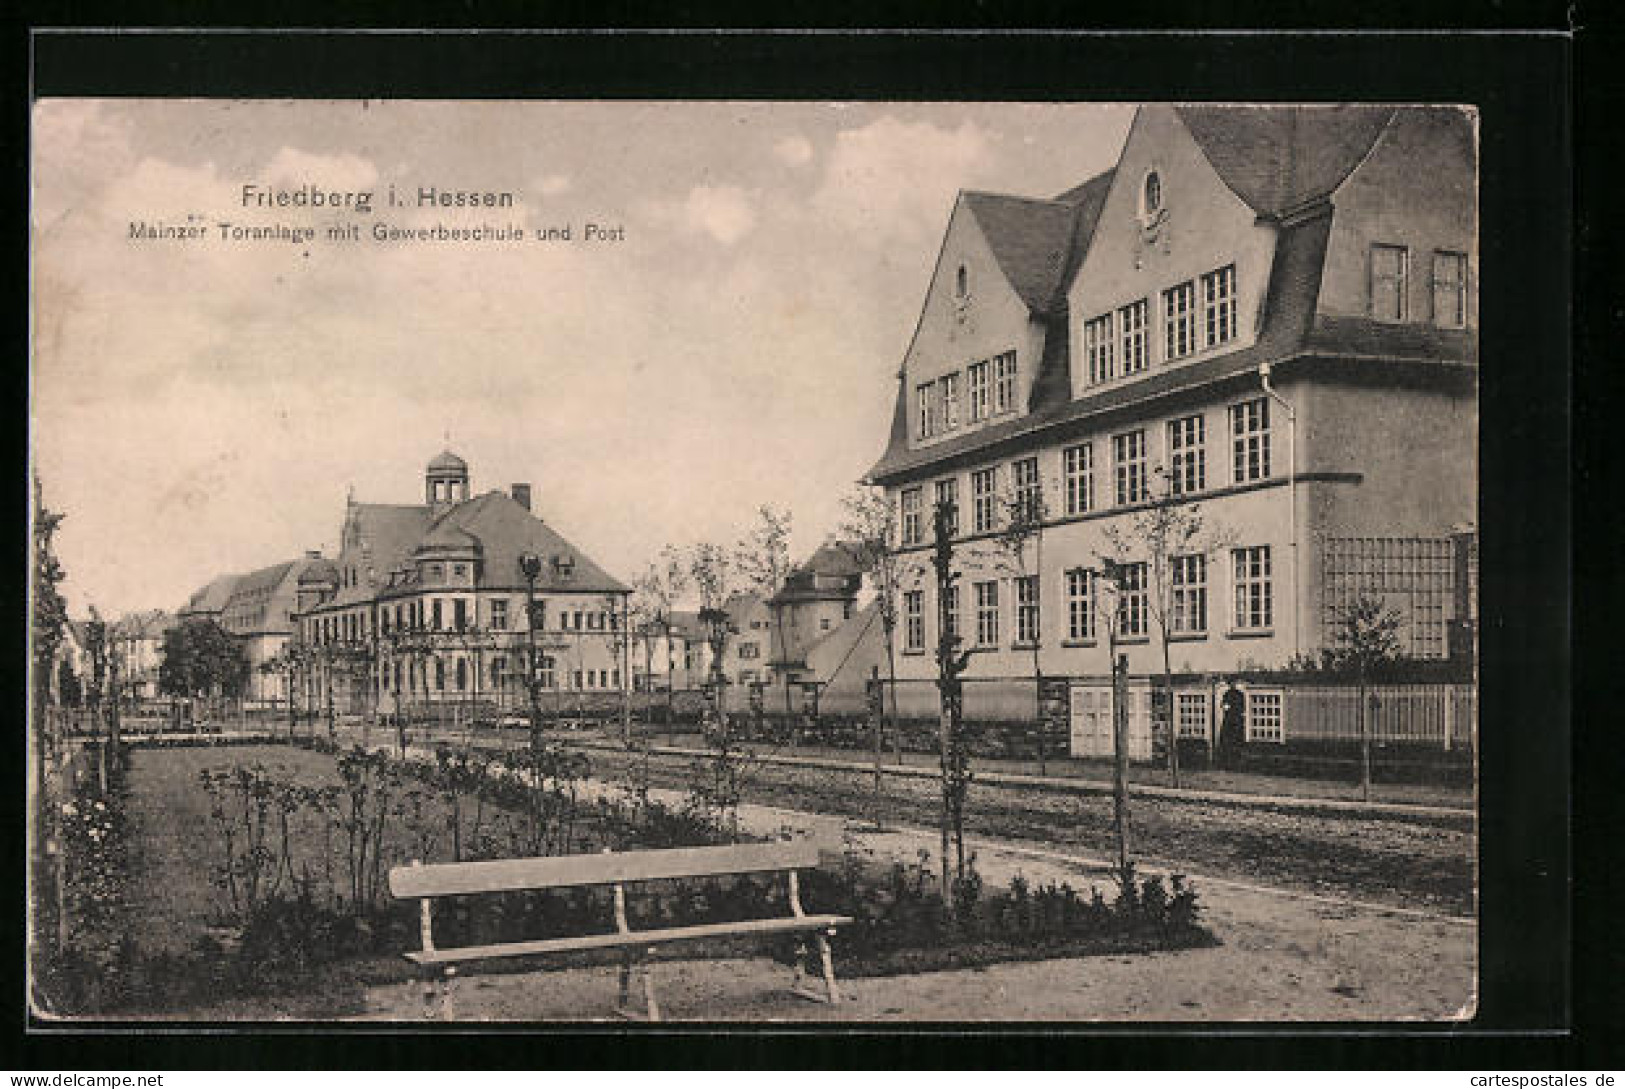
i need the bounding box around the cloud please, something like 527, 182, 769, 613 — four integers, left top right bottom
774, 135, 814, 166
260, 147, 380, 191
637, 184, 758, 246
812, 116, 991, 245
538, 174, 572, 195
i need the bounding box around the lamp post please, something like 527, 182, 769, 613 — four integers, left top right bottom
519, 552, 544, 760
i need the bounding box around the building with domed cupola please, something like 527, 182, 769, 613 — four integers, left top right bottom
291, 449, 630, 720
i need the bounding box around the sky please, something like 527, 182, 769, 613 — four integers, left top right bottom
31, 99, 1135, 618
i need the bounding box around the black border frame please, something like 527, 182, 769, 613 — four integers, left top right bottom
13, 22, 1582, 1071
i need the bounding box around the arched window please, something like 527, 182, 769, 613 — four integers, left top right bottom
1141, 170, 1163, 220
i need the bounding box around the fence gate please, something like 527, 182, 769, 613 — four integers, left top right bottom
1068, 682, 1155, 761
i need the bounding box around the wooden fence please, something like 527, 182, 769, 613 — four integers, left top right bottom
1280, 683, 1477, 749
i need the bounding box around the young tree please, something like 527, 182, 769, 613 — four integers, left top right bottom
631, 549, 690, 734
1100, 467, 1230, 787
929, 499, 974, 909
1326, 595, 1404, 800
838, 487, 907, 796
32, 477, 69, 730
735, 505, 795, 723
599, 592, 634, 746
994, 475, 1053, 773
159, 617, 250, 708
684, 540, 747, 836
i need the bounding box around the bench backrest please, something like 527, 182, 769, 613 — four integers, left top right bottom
389, 841, 822, 901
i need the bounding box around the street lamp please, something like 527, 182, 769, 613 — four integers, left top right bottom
519, 552, 544, 758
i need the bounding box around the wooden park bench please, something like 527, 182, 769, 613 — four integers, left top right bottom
388, 842, 852, 1021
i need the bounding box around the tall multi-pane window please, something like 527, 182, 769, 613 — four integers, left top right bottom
1167, 414, 1206, 496
1116, 562, 1149, 638
1231, 398, 1272, 483
1432, 251, 1467, 328
1015, 575, 1040, 645
432, 599, 443, 630
915, 382, 934, 439
934, 478, 959, 539
1170, 554, 1208, 635
1177, 693, 1210, 740
972, 467, 998, 533
1232, 545, 1274, 631
904, 590, 925, 651
942, 584, 960, 643
1084, 313, 1116, 385
1371, 243, 1409, 320
1201, 265, 1237, 349
993, 351, 1017, 413
1119, 299, 1149, 374
1063, 442, 1094, 516
967, 360, 990, 422
901, 487, 923, 546
974, 580, 1000, 648
1113, 429, 1148, 506
1066, 568, 1096, 642
1246, 691, 1285, 743
489, 599, 510, 630
1163, 280, 1197, 360
940, 372, 961, 431
1012, 456, 1042, 521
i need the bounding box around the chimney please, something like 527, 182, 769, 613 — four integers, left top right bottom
511, 483, 532, 512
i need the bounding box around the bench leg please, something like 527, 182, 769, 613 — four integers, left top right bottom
618, 952, 634, 1011
641, 949, 662, 1022
816, 931, 841, 1005
422, 966, 457, 1021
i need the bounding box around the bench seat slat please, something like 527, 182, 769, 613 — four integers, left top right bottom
405, 914, 854, 966
390, 842, 822, 900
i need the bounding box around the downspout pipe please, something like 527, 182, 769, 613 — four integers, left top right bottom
1258, 360, 1300, 663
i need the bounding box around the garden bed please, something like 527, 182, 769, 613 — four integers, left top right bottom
33, 740, 1215, 1019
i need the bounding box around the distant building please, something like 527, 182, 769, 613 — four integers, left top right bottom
109, 610, 175, 701
293, 450, 630, 716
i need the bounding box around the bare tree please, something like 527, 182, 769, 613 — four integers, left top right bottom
1325, 595, 1404, 800
928, 499, 974, 910
631, 550, 689, 735
735, 505, 795, 724
994, 473, 1054, 774
838, 486, 906, 796
1100, 467, 1231, 788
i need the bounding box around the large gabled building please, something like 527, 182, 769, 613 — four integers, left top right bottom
866, 105, 1477, 737
293, 450, 630, 717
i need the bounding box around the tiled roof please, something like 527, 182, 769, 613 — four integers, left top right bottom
327, 504, 431, 607
180, 573, 239, 616
1173, 105, 1395, 217
436, 490, 628, 595
111, 609, 175, 640
961, 192, 1079, 316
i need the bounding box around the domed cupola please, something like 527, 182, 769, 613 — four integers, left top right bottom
426, 449, 470, 511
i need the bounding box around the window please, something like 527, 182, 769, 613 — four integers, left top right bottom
820, 617, 832, 631
904, 590, 925, 651
1246, 690, 1285, 743
1116, 562, 1149, 638
1167, 414, 1206, 496
1231, 398, 1272, 483
1232, 545, 1274, 631
956, 263, 969, 298
1066, 568, 1096, 642
1177, 692, 1210, 740
1163, 281, 1196, 360
1015, 575, 1040, 645
1371, 243, 1409, 320
599, 670, 610, 689
537, 654, 555, 689
1170, 554, 1208, 635
915, 382, 934, 440
993, 351, 1017, 414
453, 598, 468, 631
974, 580, 1000, 648
1432, 251, 1467, 328
431, 599, 443, 630
1011, 456, 1042, 522
1112, 429, 1147, 506
934, 478, 959, 538
1119, 299, 1148, 375
738, 642, 759, 660
435, 657, 446, 691
942, 584, 960, 644
455, 658, 467, 691
1201, 265, 1237, 349
573, 670, 583, 690
901, 488, 923, 546
940, 373, 960, 431
1063, 443, 1093, 516
1084, 313, 1115, 385
972, 467, 998, 533
1141, 170, 1163, 218
452, 563, 468, 581
968, 360, 990, 422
